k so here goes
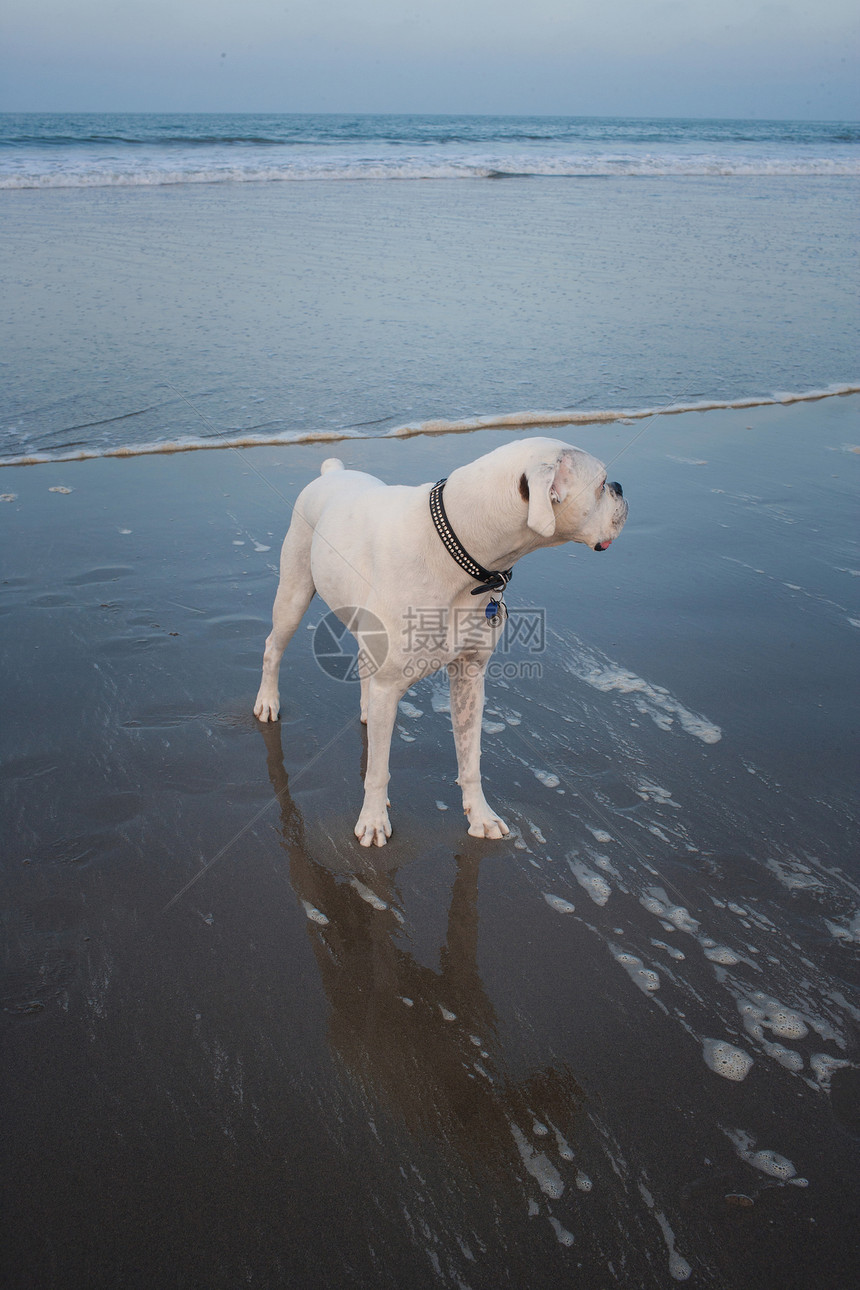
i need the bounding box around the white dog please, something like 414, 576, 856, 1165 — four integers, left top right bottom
254, 437, 628, 846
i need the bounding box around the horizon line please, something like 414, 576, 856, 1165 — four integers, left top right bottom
2, 108, 859, 126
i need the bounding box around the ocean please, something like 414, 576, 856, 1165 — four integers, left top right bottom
1, 111, 858, 464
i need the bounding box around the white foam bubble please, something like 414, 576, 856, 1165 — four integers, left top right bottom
640, 889, 700, 935
702, 1039, 754, 1081
768, 1045, 804, 1073
824, 910, 860, 943
703, 945, 741, 966
300, 900, 329, 926
651, 939, 686, 961
548, 1217, 575, 1247
725, 1129, 799, 1182
637, 782, 680, 806
611, 946, 660, 994
765, 857, 825, 893
551, 1126, 575, 1162
564, 651, 722, 745
639, 1185, 692, 1281
533, 769, 560, 789
398, 700, 423, 719
543, 892, 576, 914
510, 1124, 565, 1199
350, 879, 388, 912
738, 994, 809, 1042
810, 1053, 853, 1088
569, 860, 612, 906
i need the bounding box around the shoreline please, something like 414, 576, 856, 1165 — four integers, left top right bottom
2, 382, 858, 468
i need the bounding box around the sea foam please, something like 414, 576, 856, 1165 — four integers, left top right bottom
2, 386, 857, 468
3, 153, 860, 190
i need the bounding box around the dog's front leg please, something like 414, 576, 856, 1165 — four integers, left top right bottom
355, 677, 400, 847
448, 655, 509, 840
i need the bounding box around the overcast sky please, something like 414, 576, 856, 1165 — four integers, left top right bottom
2, 0, 858, 119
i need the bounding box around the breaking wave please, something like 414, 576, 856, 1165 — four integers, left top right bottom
3, 154, 860, 188
3, 385, 857, 467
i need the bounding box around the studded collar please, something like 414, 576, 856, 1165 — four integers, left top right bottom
429, 479, 513, 596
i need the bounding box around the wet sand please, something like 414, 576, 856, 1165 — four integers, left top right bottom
2, 395, 859, 1288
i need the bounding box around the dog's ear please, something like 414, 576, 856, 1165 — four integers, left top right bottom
524, 453, 569, 537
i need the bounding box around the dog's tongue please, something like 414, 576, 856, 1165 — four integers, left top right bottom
595, 539, 612, 552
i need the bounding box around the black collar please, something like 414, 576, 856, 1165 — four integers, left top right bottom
429, 479, 513, 596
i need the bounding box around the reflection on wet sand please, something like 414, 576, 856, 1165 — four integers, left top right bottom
261, 720, 586, 1208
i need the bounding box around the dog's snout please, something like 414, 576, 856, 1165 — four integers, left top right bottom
608, 481, 623, 499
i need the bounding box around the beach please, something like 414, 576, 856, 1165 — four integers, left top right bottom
2, 114, 859, 1288
2, 393, 859, 1288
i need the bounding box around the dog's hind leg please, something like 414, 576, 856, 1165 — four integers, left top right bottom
254, 524, 315, 722
448, 655, 509, 840
354, 677, 402, 846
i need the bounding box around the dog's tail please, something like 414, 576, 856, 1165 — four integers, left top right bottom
320, 457, 345, 475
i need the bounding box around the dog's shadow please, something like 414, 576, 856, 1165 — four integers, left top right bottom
260, 720, 585, 1192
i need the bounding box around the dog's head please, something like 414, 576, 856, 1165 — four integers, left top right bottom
513, 438, 628, 551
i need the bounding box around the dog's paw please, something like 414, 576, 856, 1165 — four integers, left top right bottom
354, 806, 392, 848
467, 815, 510, 840
253, 692, 280, 722
464, 799, 510, 840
